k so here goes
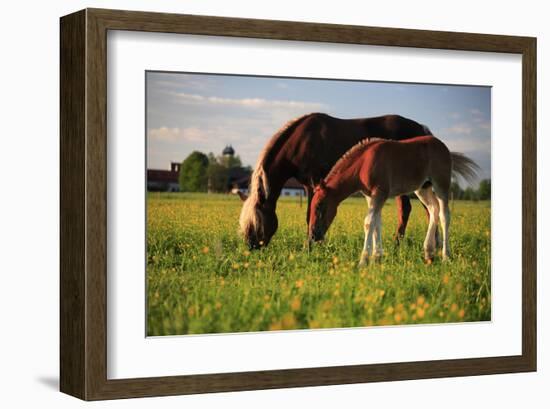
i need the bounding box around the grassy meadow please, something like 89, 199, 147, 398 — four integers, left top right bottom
147, 192, 491, 336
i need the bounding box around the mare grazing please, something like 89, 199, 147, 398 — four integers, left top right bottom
308, 136, 479, 264
238, 113, 432, 250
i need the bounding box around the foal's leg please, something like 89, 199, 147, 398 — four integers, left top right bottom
394, 195, 412, 244
414, 188, 440, 263
419, 182, 441, 248
433, 186, 451, 261
363, 194, 382, 260
360, 195, 386, 266
360, 197, 375, 266
373, 210, 383, 261
421, 201, 441, 248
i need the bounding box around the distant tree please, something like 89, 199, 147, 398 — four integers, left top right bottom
207, 162, 229, 192
219, 154, 242, 168
178, 151, 209, 192
462, 187, 478, 201
207, 152, 217, 164
477, 179, 491, 200
450, 181, 463, 200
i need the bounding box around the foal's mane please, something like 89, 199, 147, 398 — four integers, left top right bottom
249, 113, 313, 200
325, 137, 383, 181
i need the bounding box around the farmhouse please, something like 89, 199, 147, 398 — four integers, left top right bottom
147, 145, 306, 197
281, 178, 306, 197
147, 162, 180, 192
231, 174, 305, 197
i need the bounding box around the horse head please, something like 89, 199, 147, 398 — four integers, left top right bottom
309, 180, 337, 244
238, 190, 278, 250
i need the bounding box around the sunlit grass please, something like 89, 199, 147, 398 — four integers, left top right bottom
147, 192, 491, 336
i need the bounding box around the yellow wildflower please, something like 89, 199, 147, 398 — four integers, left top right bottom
282, 313, 296, 329
269, 321, 282, 331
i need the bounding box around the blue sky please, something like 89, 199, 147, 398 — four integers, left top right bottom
147, 72, 491, 185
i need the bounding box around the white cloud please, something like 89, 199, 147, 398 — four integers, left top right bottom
445, 137, 490, 154
169, 91, 326, 111
441, 117, 490, 136
438, 118, 491, 155
445, 124, 473, 135
148, 127, 208, 142
149, 75, 216, 92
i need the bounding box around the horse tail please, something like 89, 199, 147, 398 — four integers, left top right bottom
450, 152, 480, 185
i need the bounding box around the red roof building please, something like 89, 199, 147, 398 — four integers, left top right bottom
147, 162, 180, 192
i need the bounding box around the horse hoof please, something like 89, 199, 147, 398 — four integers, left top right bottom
393, 234, 403, 246
424, 257, 434, 265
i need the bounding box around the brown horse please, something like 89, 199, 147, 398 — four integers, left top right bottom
238, 113, 432, 249
308, 136, 479, 264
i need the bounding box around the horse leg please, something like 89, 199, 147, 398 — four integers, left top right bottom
360, 195, 385, 266
433, 185, 451, 261
360, 213, 374, 265
420, 197, 441, 248
414, 188, 439, 263
360, 195, 379, 258
394, 195, 412, 244
372, 209, 383, 262
360, 197, 375, 266
305, 185, 313, 229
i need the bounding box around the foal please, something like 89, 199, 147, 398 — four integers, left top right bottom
308, 136, 478, 264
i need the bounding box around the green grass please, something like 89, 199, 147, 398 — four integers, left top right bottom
147, 192, 491, 336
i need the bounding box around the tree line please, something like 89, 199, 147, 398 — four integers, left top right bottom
178, 151, 249, 192
450, 179, 491, 201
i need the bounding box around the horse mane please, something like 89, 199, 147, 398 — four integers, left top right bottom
239, 113, 313, 237
249, 113, 313, 200
325, 137, 384, 181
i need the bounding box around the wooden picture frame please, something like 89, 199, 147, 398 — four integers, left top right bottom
60, 8, 536, 400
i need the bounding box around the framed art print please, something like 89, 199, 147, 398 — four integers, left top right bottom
60, 8, 536, 400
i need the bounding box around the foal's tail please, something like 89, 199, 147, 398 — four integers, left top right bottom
450, 152, 480, 185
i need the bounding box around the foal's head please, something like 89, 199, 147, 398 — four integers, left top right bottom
309, 181, 338, 243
